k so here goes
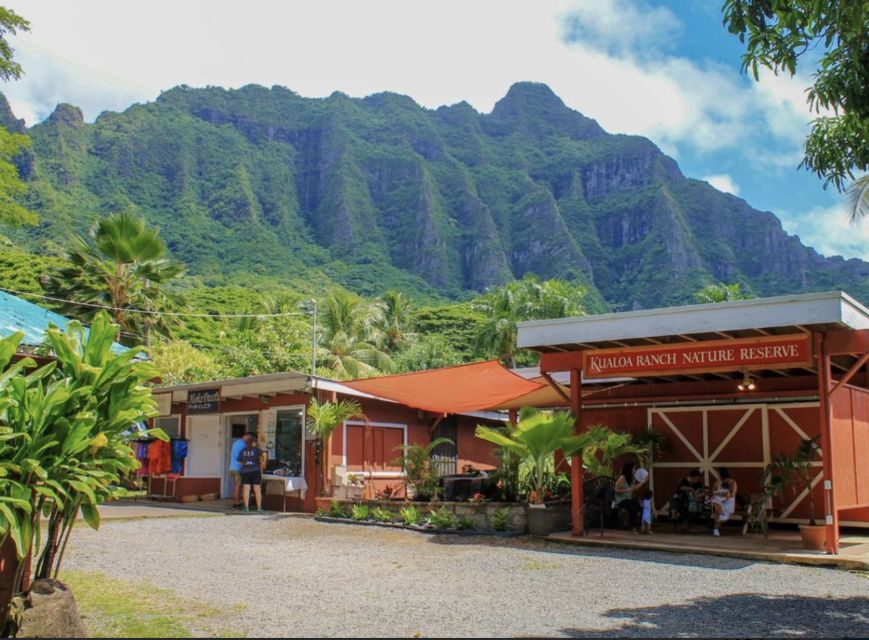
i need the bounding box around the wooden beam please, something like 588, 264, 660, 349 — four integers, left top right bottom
824, 329, 869, 356
815, 332, 839, 555
570, 368, 583, 537
829, 351, 869, 397
540, 350, 584, 373
541, 372, 572, 405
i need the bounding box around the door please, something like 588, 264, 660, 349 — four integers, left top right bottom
186, 415, 222, 482
222, 414, 259, 497
432, 417, 458, 476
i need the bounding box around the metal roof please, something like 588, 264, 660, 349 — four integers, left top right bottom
518, 291, 869, 352
0, 290, 127, 354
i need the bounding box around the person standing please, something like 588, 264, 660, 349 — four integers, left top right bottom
229, 433, 251, 509
238, 432, 265, 513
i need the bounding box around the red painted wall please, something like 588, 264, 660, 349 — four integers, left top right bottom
150, 388, 501, 510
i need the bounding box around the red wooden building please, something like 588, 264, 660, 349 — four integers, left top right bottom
148, 372, 505, 511
517, 290, 869, 554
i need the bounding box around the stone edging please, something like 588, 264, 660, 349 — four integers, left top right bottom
313, 515, 522, 537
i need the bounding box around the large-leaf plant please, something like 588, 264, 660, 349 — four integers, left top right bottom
0, 312, 164, 631
476, 410, 606, 505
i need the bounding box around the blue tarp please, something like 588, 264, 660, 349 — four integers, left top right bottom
0, 290, 127, 354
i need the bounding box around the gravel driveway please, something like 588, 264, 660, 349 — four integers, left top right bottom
65, 514, 869, 638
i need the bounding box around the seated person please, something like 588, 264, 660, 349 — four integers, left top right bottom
613, 461, 643, 534
710, 467, 738, 537
670, 468, 705, 525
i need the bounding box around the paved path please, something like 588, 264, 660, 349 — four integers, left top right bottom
65, 515, 869, 638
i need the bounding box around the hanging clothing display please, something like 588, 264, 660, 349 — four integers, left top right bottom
170, 438, 189, 474
147, 439, 172, 476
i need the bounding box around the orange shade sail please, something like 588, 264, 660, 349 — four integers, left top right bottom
343, 360, 545, 414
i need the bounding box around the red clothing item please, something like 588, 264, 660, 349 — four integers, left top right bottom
147, 440, 172, 475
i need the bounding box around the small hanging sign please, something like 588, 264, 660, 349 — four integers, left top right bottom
187, 388, 221, 414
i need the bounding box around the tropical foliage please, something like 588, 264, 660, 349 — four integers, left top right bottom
722, 0, 869, 216
473, 275, 588, 367
318, 289, 392, 378
0, 312, 163, 634
769, 436, 822, 525
42, 212, 184, 345
392, 437, 453, 502
694, 282, 751, 304
305, 398, 363, 496
477, 410, 592, 504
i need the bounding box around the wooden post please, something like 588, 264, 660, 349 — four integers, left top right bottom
570, 368, 584, 536
815, 332, 839, 554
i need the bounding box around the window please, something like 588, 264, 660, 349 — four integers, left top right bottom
345, 422, 406, 474
275, 409, 304, 477
155, 416, 180, 439
228, 414, 258, 439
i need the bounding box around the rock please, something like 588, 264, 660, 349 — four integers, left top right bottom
17, 579, 87, 638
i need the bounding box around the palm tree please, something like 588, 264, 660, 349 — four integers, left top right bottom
476, 410, 601, 504
847, 175, 869, 222
319, 289, 392, 379
378, 289, 416, 352
306, 398, 363, 496
43, 211, 184, 345
473, 275, 586, 367
694, 282, 749, 304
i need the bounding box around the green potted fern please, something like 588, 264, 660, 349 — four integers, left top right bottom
770, 436, 824, 550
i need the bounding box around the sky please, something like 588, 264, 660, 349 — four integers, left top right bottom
2, 0, 867, 260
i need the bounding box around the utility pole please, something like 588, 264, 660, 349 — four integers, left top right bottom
310, 298, 317, 376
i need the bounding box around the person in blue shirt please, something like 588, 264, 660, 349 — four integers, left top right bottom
230, 432, 253, 509
238, 434, 266, 513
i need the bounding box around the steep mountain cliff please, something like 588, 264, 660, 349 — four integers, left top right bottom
5, 82, 868, 307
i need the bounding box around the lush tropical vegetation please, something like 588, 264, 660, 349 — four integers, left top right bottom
305, 398, 363, 496
0, 312, 163, 635
722, 0, 869, 219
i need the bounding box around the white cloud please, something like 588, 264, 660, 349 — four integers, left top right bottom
0, 0, 850, 258
702, 174, 740, 195
0, 0, 814, 160
560, 0, 681, 54
777, 203, 869, 260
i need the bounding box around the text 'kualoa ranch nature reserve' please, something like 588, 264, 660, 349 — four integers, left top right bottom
582, 335, 813, 379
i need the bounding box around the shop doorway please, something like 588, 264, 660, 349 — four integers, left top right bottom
221, 413, 259, 498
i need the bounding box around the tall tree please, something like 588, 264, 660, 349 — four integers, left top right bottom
473, 275, 587, 367
319, 289, 392, 379
722, 0, 869, 219
694, 282, 752, 304
0, 6, 34, 225
378, 289, 416, 352
43, 211, 184, 345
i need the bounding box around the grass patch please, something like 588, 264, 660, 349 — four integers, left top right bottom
63, 570, 243, 638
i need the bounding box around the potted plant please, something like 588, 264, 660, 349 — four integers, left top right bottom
306, 397, 363, 511
392, 437, 453, 502
477, 409, 604, 536
770, 436, 824, 550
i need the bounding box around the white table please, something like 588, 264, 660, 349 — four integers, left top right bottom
262, 474, 308, 512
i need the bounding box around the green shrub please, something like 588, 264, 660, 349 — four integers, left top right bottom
457, 515, 476, 530
371, 506, 393, 522
491, 506, 511, 532
328, 500, 347, 518
400, 505, 421, 526
427, 506, 458, 530
351, 503, 370, 521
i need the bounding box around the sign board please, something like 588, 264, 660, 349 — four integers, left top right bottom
187, 388, 221, 414
582, 334, 812, 379
153, 392, 172, 417
262, 409, 277, 458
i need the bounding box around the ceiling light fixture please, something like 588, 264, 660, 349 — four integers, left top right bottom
737, 372, 756, 392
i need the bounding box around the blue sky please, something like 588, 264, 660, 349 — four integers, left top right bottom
3, 0, 867, 260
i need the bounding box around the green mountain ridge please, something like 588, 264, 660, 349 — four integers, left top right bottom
4, 81, 867, 308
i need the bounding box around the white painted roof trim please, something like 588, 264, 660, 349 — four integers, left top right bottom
517, 290, 869, 348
